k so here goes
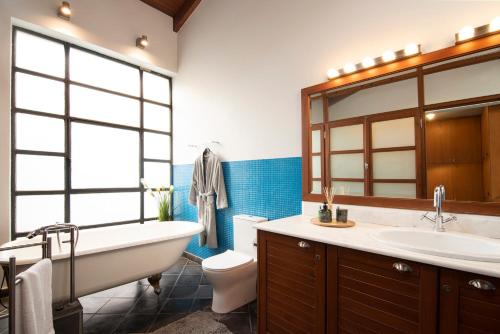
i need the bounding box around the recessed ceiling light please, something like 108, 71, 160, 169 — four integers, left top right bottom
343, 63, 356, 74
458, 26, 474, 41
361, 57, 375, 68
404, 43, 419, 56
58, 1, 71, 20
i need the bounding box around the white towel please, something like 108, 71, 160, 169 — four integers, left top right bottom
15, 259, 55, 334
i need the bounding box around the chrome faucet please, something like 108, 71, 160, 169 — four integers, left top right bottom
422, 185, 457, 232
27, 222, 80, 249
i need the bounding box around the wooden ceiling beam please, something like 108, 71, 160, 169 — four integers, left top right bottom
173, 0, 201, 32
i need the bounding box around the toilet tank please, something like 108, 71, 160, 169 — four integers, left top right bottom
233, 214, 267, 258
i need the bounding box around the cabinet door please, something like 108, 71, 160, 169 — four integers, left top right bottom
329, 247, 438, 334
258, 230, 326, 334
440, 269, 500, 333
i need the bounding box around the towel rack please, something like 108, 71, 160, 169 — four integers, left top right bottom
187, 140, 221, 148
0, 231, 52, 334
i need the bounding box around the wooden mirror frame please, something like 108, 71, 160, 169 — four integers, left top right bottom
301, 33, 500, 216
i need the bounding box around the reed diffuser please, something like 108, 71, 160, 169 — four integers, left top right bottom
323, 186, 335, 211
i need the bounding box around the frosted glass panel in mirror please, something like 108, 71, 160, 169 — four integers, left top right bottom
332, 181, 364, 196
372, 117, 415, 149
70, 48, 140, 96
373, 183, 416, 198
143, 72, 170, 104
312, 156, 321, 178
330, 154, 364, 179
16, 195, 64, 233
373, 150, 416, 179
144, 162, 171, 188
16, 73, 64, 114
16, 113, 65, 152
310, 96, 323, 124
16, 155, 64, 191
72, 123, 139, 188
144, 103, 171, 132
16, 31, 64, 77
330, 124, 363, 151
328, 78, 417, 121
70, 85, 140, 126
71, 192, 140, 226
311, 130, 321, 153
144, 133, 171, 160
424, 59, 500, 105
311, 181, 322, 194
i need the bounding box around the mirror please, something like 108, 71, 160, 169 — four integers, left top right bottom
425, 101, 500, 202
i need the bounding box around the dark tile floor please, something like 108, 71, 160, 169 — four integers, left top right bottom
81, 256, 257, 333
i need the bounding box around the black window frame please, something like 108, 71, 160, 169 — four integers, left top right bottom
11, 27, 173, 239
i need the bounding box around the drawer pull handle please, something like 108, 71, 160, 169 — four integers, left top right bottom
298, 241, 310, 248
393, 262, 412, 273
468, 279, 496, 291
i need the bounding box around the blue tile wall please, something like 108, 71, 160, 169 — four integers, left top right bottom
173, 157, 302, 259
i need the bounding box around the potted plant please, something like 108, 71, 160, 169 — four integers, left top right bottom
141, 179, 174, 221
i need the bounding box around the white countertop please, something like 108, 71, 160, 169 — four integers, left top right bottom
254, 215, 500, 278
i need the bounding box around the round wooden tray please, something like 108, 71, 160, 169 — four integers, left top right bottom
311, 217, 355, 228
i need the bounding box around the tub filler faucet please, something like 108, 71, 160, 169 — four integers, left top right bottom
421, 185, 457, 232
27, 222, 80, 250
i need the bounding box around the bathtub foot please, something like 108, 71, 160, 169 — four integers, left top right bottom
148, 274, 162, 295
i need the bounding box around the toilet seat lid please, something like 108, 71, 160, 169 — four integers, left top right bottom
202, 250, 253, 272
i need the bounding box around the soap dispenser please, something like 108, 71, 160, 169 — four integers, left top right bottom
318, 202, 332, 223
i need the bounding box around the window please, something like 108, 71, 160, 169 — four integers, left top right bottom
11, 28, 173, 237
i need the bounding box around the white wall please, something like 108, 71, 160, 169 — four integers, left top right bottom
173, 0, 500, 165
0, 0, 177, 243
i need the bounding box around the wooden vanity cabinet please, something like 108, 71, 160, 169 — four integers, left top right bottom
257, 230, 326, 334
439, 269, 500, 333
327, 246, 438, 334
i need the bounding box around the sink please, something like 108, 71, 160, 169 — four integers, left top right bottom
372, 229, 500, 262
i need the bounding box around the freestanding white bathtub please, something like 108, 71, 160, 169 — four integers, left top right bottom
0, 221, 203, 302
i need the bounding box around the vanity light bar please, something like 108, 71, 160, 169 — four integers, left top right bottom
326, 44, 421, 79
455, 17, 500, 44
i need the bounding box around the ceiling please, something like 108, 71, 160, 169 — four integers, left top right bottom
140, 0, 201, 32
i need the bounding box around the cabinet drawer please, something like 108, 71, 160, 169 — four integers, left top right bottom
330, 247, 438, 334
440, 269, 500, 334
258, 231, 326, 334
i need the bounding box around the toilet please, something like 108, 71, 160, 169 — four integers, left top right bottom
202, 214, 267, 313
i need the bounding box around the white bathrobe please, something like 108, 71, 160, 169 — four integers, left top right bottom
189, 151, 228, 248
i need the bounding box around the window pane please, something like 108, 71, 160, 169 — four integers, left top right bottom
16, 195, 64, 233
16, 31, 65, 77
16, 155, 64, 191
70, 48, 140, 96
70, 85, 140, 126
16, 113, 65, 152
311, 181, 322, 194
71, 192, 140, 226
373, 183, 416, 198
72, 123, 139, 188
16, 73, 64, 114
372, 117, 415, 149
144, 103, 170, 132
310, 96, 323, 124
144, 162, 171, 188
331, 153, 364, 179
143, 72, 170, 104
144, 133, 171, 160
312, 156, 321, 178
330, 124, 363, 151
373, 150, 416, 179
144, 191, 165, 218
311, 130, 321, 153
332, 181, 364, 196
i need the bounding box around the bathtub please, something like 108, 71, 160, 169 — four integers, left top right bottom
0, 221, 203, 302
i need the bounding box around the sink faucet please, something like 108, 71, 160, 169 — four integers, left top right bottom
422, 185, 457, 232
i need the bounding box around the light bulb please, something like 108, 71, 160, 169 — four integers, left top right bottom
425, 113, 436, 121
136, 35, 149, 49
361, 57, 375, 68
458, 26, 474, 41
490, 17, 500, 32
58, 1, 71, 20
404, 43, 419, 56
343, 63, 356, 74
327, 68, 340, 79
382, 50, 396, 62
